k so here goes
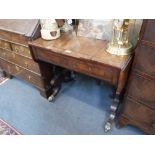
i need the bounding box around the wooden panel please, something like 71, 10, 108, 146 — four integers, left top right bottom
0, 29, 28, 45
134, 44, 155, 78
143, 20, 155, 44
117, 20, 155, 134
35, 47, 116, 83
123, 97, 155, 134
0, 48, 8, 59
127, 73, 155, 110
0, 58, 44, 89
0, 48, 40, 74
92, 63, 117, 83
0, 39, 12, 50
11, 43, 32, 58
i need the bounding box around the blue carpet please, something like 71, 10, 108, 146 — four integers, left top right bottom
0, 74, 144, 135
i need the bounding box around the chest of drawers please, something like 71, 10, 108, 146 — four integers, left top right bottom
118, 20, 155, 134
0, 19, 54, 98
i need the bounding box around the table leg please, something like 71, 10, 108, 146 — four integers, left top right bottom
48, 69, 75, 102
3, 71, 12, 79
104, 70, 127, 132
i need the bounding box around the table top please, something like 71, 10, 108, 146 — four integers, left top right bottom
29, 31, 132, 70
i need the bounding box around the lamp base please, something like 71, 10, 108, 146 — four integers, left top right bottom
106, 43, 133, 56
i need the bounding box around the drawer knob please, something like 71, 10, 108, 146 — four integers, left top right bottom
15, 47, 18, 52
4, 43, 8, 49
28, 75, 31, 80
73, 64, 78, 68
8, 66, 11, 73
88, 67, 92, 71
15, 66, 19, 71
24, 62, 28, 68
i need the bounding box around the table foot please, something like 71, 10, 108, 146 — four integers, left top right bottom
48, 69, 75, 102
104, 95, 120, 132
48, 87, 61, 102
104, 121, 112, 132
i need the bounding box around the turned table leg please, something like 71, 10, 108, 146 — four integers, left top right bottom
3, 71, 12, 79
104, 92, 120, 132
48, 69, 75, 102
104, 69, 128, 132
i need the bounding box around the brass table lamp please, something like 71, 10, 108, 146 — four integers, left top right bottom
106, 19, 133, 55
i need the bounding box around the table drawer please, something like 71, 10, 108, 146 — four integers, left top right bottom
134, 44, 155, 78
72, 60, 114, 82
0, 39, 11, 50
36, 48, 115, 83
91, 63, 114, 82
36, 49, 92, 75
127, 73, 155, 110
0, 58, 44, 89
123, 96, 155, 132
11, 43, 32, 58
0, 48, 40, 74
0, 29, 27, 45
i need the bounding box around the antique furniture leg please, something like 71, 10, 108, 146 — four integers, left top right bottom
3, 71, 12, 79
36, 61, 55, 99
104, 68, 129, 132
104, 92, 120, 132
48, 68, 75, 102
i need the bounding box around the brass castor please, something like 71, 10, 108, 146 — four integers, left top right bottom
48, 87, 60, 103
104, 121, 112, 132
48, 95, 54, 102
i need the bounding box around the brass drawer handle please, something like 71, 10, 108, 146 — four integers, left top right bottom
8, 66, 11, 73
73, 63, 78, 68
4, 43, 9, 49
88, 66, 92, 71
14, 47, 18, 52
15, 66, 20, 71
28, 75, 31, 80
24, 61, 29, 68
28, 50, 31, 55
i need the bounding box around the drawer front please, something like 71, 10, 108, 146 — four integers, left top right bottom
134, 44, 155, 78
127, 73, 155, 110
143, 20, 155, 44
36, 48, 115, 83
11, 43, 32, 58
0, 39, 11, 50
0, 30, 27, 45
0, 58, 44, 89
90, 63, 114, 83
0, 48, 40, 74
0, 48, 8, 59
72, 59, 114, 83
123, 96, 155, 131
